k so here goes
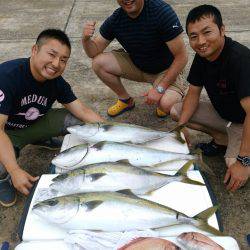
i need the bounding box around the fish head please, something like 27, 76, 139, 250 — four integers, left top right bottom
67, 123, 100, 139
177, 232, 223, 250
49, 174, 68, 192
32, 196, 79, 224
51, 172, 70, 183
51, 144, 89, 168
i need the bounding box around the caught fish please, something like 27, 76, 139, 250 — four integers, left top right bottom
67, 122, 174, 144
49, 161, 204, 195
119, 237, 180, 250
177, 232, 224, 250
51, 141, 204, 171
33, 191, 222, 235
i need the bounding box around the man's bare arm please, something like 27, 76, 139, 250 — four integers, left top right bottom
82, 21, 111, 58
0, 114, 38, 195
224, 96, 250, 191
157, 34, 188, 89
178, 84, 202, 125
63, 99, 104, 123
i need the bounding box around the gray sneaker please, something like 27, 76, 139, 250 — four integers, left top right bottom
0, 174, 17, 207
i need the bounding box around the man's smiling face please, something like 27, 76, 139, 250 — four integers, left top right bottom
30, 38, 70, 82
117, 0, 144, 18
187, 15, 225, 61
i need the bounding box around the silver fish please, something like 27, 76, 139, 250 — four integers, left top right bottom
67, 122, 170, 144
33, 191, 222, 235
49, 161, 204, 195
51, 141, 200, 171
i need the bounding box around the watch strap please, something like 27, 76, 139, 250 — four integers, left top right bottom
237, 155, 250, 167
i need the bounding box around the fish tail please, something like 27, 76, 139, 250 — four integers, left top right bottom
192, 149, 215, 176
193, 206, 224, 236
175, 160, 205, 186
168, 124, 187, 144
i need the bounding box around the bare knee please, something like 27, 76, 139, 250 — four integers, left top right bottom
170, 103, 182, 122
92, 53, 106, 73
159, 90, 182, 115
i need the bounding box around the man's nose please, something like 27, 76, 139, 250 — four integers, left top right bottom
197, 35, 206, 45
52, 57, 60, 68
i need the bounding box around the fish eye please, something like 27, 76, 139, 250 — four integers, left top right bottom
46, 200, 59, 206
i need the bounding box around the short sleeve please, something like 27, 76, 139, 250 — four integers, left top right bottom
56, 77, 77, 104
237, 54, 250, 100
100, 15, 116, 41
0, 75, 15, 115
187, 54, 204, 86
157, 4, 183, 42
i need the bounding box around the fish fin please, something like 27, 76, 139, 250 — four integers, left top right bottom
89, 173, 106, 181
51, 173, 69, 182
117, 159, 131, 165
194, 205, 219, 221
174, 160, 194, 176
174, 160, 204, 186
117, 189, 138, 198
168, 123, 187, 133
192, 149, 215, 176
168, 124, 187, 144
175, 131, 186, 144
148, 159, 179, 170
193, 205, 224, 236
92, 141, 106, 150
132, 135, 167, 145
84, 200, 103, 211
101, 124, 113, 131
181, 177, 205, 186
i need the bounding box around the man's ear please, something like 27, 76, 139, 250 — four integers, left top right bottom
220, 25, 225, 36
31, 44, 38, 56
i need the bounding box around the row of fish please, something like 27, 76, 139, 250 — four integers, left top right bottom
33, 123, 222, 242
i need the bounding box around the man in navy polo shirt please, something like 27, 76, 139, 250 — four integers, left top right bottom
82, 0, 188, 118
0, 29, 104, 206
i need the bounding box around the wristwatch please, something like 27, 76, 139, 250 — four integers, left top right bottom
155, 85, 166, 94
236, 155, 250, 167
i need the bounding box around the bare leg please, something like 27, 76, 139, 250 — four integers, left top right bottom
159, 89, 183, 114
170, 104, 228, 146
92, 52, 130, 99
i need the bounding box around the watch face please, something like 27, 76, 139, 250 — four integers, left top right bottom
156, 86, 165, 94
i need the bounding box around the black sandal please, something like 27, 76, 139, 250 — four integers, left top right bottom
195, 139, 227, 156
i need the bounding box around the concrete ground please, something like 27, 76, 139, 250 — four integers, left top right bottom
0, 0, 249, 249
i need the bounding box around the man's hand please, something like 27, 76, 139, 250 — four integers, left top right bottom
82, 21, 96, 41
9, 168, 39, 195
224, 161, 249, 191
144, 87, 163, 105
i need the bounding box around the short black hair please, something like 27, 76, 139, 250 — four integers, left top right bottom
186, 5, 223, 33
36, 29, 71, 50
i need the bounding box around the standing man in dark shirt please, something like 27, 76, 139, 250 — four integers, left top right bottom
170, 5, 250, 191
82, 0, 188, 117
0, 29, 104, 207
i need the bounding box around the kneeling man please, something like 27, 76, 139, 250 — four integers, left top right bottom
171, 5, 250, 191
